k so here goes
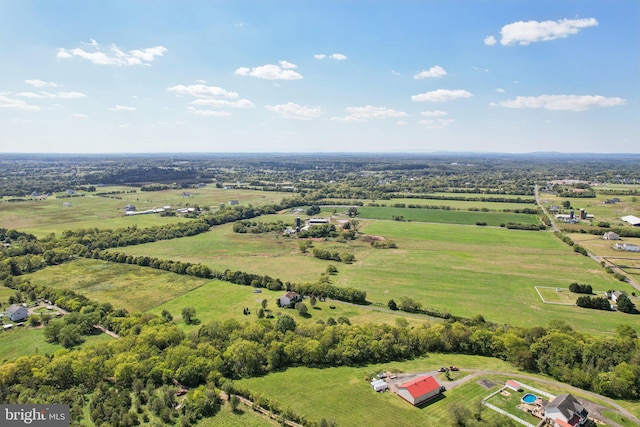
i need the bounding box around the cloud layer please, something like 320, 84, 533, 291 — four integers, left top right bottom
265, 103, 322, 120
491, 94, 625, 111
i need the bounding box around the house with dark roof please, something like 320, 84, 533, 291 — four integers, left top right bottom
7, 304, 28, 322
543, 394, 589, 427
396, 375, 442, 406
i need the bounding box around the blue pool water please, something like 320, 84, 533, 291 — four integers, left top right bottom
522, 393, 537, 404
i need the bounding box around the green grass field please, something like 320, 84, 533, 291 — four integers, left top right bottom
383, 197, 538, 212
0, 327, 113, 362
234, 353, 631, 427
23, 259, 208, 313
0, 186, 294, 237
196, 404, 274, 427
356, 206, 540, 226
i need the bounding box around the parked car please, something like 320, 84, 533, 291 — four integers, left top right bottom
438, 367, 448, 372
449, 366, 459, 371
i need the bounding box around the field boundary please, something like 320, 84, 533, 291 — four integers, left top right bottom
534, 286, 575, 305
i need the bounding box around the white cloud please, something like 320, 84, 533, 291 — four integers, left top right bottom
314, 53, 347, 60
396, 121, 408, 126
16, 91, 86, 99
265, 102, 322, 120
69, 113, 87, 118
490, 94, 625, 111
496, 88, 505, 93
419, 118, 455, 128
420, 110, 448, 117
25, 79, 58, 88
109, 105, 136, 111
499, 18, 598, 46
332, 105, 407, 122
235, 62, 303, 80
186, 106, 232, 116
414, 65, 447, 79
391, 70, 401, 76
167, 84, 239, 99
192, 98, 254, 108
0, 95, 41, 111
57, 40, 167, 65
484, 35, 497, 46
58, 91, 86, 99
412, 89, 473, 102
118, 123, 132, 128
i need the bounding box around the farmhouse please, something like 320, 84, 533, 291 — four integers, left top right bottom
7, 304, 28, 322
543, 394, 588, 427
278, 291, 301, 307
606, 290, 624, 302
229, 200, 239, 205
124, 204, 136, 212
396, 375, 442, 406
621, 215, 640, 227
602, 231, 620, 240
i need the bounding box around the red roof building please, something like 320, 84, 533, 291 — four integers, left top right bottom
505, 380, 521, 391
396, 375, 442, 406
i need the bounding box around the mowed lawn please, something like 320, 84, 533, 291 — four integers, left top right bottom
338, 221, 639, 335
234, 355, 540, 427
23, 259, 208, 313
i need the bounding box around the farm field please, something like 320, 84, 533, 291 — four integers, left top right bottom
122, 220, 329, 283
147, 279, 430, 331
380, 197, 538, 212
120, 218, 638, 334
0, 186, 293, 237
355, 206, 539, 226
23, 259, 208, 313
341, 221, 638, 334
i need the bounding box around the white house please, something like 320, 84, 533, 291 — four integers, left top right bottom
7, 304, 28, 322
602, 231, 620, 240
607, 290, 624, 303
370, 379, 388, 392
543, 394, 589, 427
396, 375, 442, 406
278, 291, 301, 307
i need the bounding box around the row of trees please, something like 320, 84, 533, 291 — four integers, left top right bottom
311, 248, 355, 263
569, 283, 593, 294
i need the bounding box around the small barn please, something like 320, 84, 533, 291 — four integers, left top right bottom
396, 375, 442, 406
370, 379, 388, 392
505, 380, 521, 392
7, 304, 28, 322
603, 231, 620, 241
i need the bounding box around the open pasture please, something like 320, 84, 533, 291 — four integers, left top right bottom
381, 197, 537, 212
148, 279, 428, 331
355, 206, 539, 226
0, 186, 292, 237
122, 221, 332, 283
23, 258, 207, 313
0, 327, 113, 362
339, 221, 638, 334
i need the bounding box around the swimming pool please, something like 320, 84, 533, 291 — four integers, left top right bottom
522, 393, 537, 404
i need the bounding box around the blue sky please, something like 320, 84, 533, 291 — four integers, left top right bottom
0, 0, 637, 153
